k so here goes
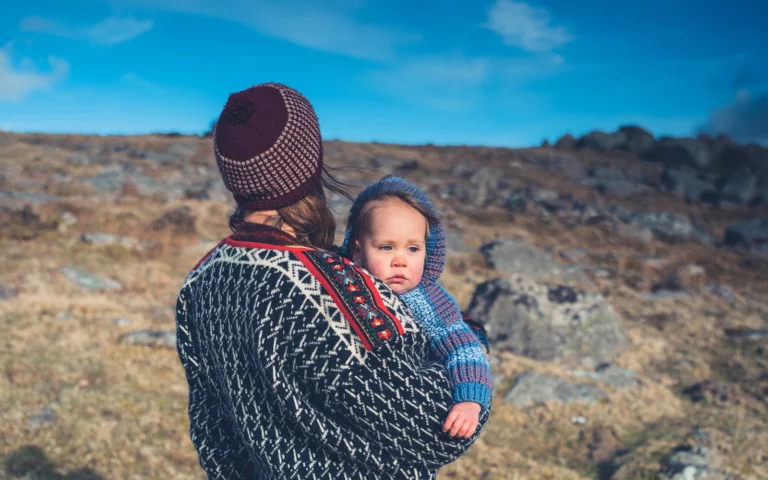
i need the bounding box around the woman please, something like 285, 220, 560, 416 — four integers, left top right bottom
175, 82, 490, 479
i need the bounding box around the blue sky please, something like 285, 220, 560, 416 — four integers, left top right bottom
1, 0, 766, 147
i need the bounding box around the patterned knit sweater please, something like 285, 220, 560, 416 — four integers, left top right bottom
175, 223, 490, 479
338, 176, 494, 413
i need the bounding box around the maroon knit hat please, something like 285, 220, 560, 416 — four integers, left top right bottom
213, 82, 323, 211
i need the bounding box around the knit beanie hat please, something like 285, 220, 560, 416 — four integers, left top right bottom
213, 82, 323, 211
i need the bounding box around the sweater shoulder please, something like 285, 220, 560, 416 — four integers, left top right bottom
293, 249, 422, 351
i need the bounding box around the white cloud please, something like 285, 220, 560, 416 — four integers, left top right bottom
484, 0, 573, 52
120, 72, 163, 91
21, 16, 153, 46
109, 0, 417, 61
0, 48, 70, 102
366, 55, 492, 110
366, 53, 567, 111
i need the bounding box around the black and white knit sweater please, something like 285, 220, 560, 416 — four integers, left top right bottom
175, 223, 490, 479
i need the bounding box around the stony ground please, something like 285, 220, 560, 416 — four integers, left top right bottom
1, 132, 766, 479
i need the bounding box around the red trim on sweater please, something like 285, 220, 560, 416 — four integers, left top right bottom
355, 265, 405, 336
294, 251, 374, 351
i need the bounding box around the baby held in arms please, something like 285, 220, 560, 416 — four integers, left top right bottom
339, 175, 493, 439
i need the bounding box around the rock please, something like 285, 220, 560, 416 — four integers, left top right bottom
643, 290, 692, 301
571, 415, 588, 425
723, 327, 768, 340
150, 206, 196, 234
682, 380, 735, 403
705, 283, 735, 302
623, 211, 711, 245
587, 426, 627, 464
0, 204, 59, 240
572, 364, 641, 389
60, 266, 122, 291
26, 405, 56, 430
718, 167, 757, 204
661, 168, 719, 204
554, 133, 576, 150
723, 217, 768, 247
88, 166, 125, 192
480, 239, 593, 287
185, 179, 231, 203
81, 233, 151, 249
397, 160, 420, 171
575, 130, 627, 152
118, 330, 176, 348
444, 230, 473, 253
557, 249, 589, 264
618, 125, 656, 154
60, 211, 77, 227
443, 167, 518, 207
467, 276, 628, 368
144, 142, 198, 165
595, 179, 651, 198
0, 285, 18, 301
614, 223, 654, 243
69, 152, 92, 165
112, 317, 133, 327
0, 191, 61, 211
503, 372, 607, 407
659, 445, 730, 480
645, 137, 714, 169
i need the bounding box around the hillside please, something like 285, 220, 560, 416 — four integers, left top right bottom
1, 129, 767, 479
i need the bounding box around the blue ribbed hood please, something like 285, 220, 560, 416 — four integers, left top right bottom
338, 175, 445, 287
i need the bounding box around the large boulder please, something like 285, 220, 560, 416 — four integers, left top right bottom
723, 217, 768, 248
503, 372, 607, 407
661, 168, 719, 204
583, 164, 652, 199
645, 137, 714, 169
554, 133, 576, 150
622, 211, 713, 245
480, 239, 593, 287
718, 167, 757, 205
466, 276, 628, 368
441, 166, 518, 207
618, 125, 656, 155
575, 130, 627, 152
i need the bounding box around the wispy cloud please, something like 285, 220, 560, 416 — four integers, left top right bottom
366, 55, 491, 110
484, 0, 573, 53
110, 0, 416, 61
20, 16, 153, 46
119, 72, 163, 91
365, 53, 565, 111
0, 47, 69, 102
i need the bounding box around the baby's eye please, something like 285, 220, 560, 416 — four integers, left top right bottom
408, 246, 421, 253
379, 245, 393, 251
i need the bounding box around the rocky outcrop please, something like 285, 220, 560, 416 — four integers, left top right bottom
467, 276, 627, 368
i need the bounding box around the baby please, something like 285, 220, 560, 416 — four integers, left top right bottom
339, 175, 492, 439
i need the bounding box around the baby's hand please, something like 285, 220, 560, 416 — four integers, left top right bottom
442, 402, 481, 439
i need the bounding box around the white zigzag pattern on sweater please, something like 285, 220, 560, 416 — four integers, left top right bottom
185, 244, 422, 363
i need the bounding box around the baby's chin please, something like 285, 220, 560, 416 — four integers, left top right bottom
385, 283, 414, 295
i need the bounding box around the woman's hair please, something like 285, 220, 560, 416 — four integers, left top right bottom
229, 166, 353, 250
347, 190, 439, 258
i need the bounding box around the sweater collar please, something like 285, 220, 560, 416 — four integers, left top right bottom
229, 222, 298, 246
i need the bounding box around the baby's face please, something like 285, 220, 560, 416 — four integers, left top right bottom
353, 198, 427, 295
